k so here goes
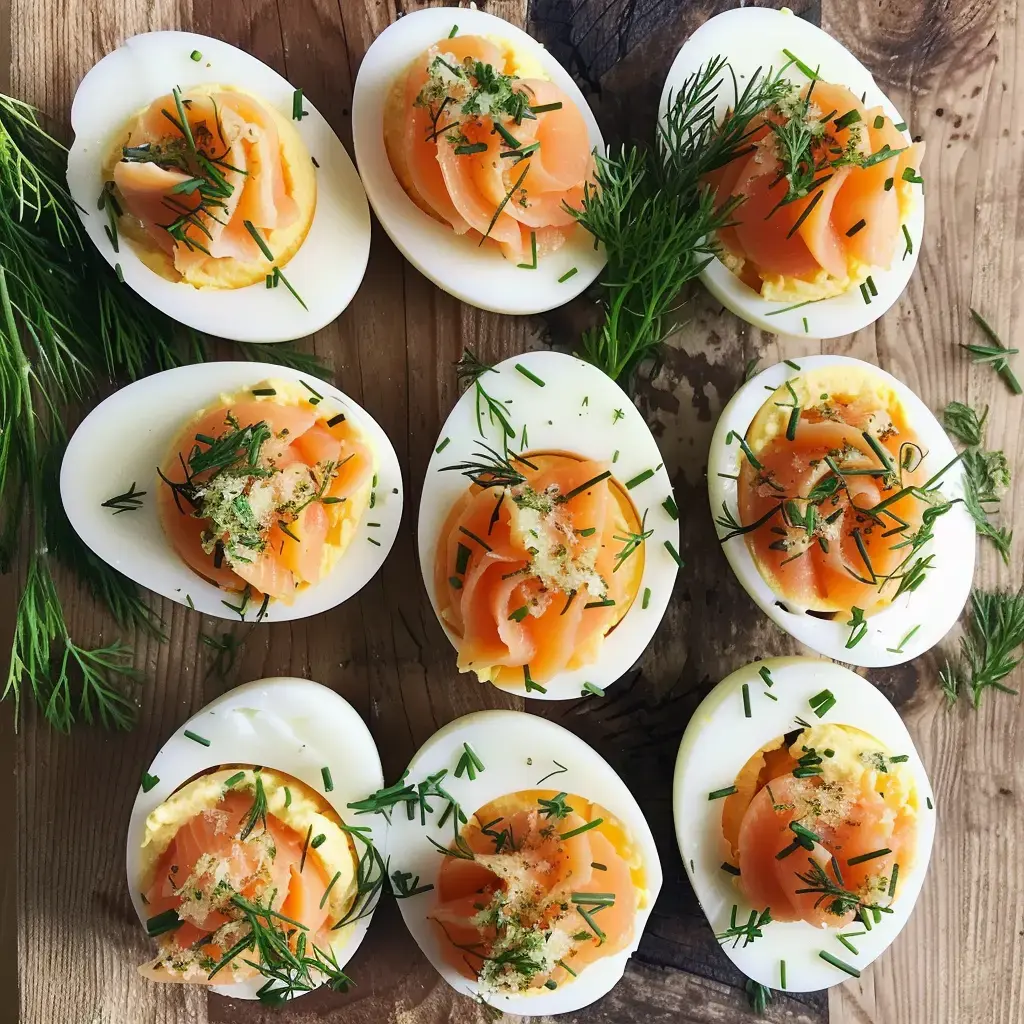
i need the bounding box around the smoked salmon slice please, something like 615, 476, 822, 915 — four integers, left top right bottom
733, 370, 927, 617
138, 769, 357, 987
720, 727, 917, 929
157, 384, 375, 605
707, 76, 923, 295
431, 790, 643, 992
433, 452, 644, 689
109, 86, 314, 286
383, 34, 592, 262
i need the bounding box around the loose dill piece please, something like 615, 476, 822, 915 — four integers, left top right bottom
101, 482, 146, 514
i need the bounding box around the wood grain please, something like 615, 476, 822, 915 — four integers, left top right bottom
3, 0, 1024, 1023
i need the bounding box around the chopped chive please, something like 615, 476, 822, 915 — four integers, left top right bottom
786, 406, 801, 441
889, 862, 900, 897
251, 387, 276, 396
310, 833, 327, 850
834, 109, 862, 130
326, 412, 346, 428
758, 666, 774, 687
284, 786, 292, 808
515, 363, 545, 386
508, 605, 530, 622
481, 164, 529, 244
819, 951, 861, 978
625, 468, 654, 489
544, 980, 558, 990
664, 540, 682, 567
190, 49, 202, 61
764, 691, 779, 701
529, 102, 563, 113
860, 281, 872, 304
809, 689, 836, 717
837, 933, 861, 956
577, 527, 597, 537
783, 359, 801, 370
292, 88, 306, 121
455, 542, 472, 574
781, 48, 820, 80
141, 772, 160, 793
561, 471, 611, 502
558, 267, 579, 283
224, 771, 246, 788
454, 141, 488, 156
846, 219, 867, 237
183, 730, 210, 747
873, 114, 885, 129
846, 847, 891, 866
780, 960, 787, 989
242, 219, 274, 261
581, 682, 604, 697
448, 24, 458, 37
708, 786, 738, 801
494, 121, 520, 149
803, 316, 809, 333
448, 576, 463, 589
115, 263, 124, 282
516, 231, 538, 270
894, 121, 908, 131
458, 526, 492, 551
662, 494, 679, 520
642, 587, 651, 609
556, 959, 577, 977
884, 176, 894, 190
742, 682, 752, 718
560, 818, 603, 840
367, 537, 381, 547
775, 840, 801, 860
146, 909, 182, 936
765, 301, 814, 318
902, 223, 913, 259
321, 766, 334, 792
583, 598, 616, 609
721, 862, 741, 876
902, 166, 924, 184
867, 275, 878, 296
320, 870, 342, 909
523, 664, 547, 694
435, 436, 451, 454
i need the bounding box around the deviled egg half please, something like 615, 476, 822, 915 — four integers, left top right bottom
352, 6, 605, 314
368, 710, 661, 1014
673, 658, 935, 992
418, 350, 679, 700
127, 677, 387, 1001
660, 7, 925, 337
68, 31, 371, 342
708, 355, 973, 666
61, 361, 402, 622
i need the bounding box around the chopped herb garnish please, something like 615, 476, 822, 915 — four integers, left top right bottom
292, 88, 306, 121
742, 682, 752, 718
708, 785, 738, 801
581, 682, 604, 697
664, 540, 682, 566
846, 847, 892, 866
558, 267, 579, 283
642, 587, 651, 609
560, 818, 603, 840
819, 951, 861, 978
435, 437, 451, 454
846, 606, 868, 648
101, 482, 146, 514
662, 494, 679, 520
190, 49, 202, 61
514, 363, 545, 386
183, 729, 210, 746
146, 909, 182, 937
321, 766, 334, 792
625, 468, 654, 489
809, 689, 836, 718
141, 772, 160, 793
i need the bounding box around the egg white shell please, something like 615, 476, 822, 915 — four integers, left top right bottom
67, 30, 370, 343
351, 6, 605, 314
126, 676, 387, 1000
60, 361, 402, 622
417, 350, 679, 700
708, 355, 973, 666
673, 657, 936, 992
387, 709, 662, 1014
659, 7, 924, 338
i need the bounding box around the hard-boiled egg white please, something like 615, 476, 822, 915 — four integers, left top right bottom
351, 6, 605, 314
673, 657, 936, 992
659, 7, 924, 338
126, 676, 387, 1000
67, 30, 371, 342
60, 361, 402, 622
385, 709, 662, 1015
417, 350, 679, 700
708, 355, 973, 666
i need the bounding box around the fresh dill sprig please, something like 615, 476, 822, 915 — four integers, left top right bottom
440, 441, 529, 490
570, 57, 791, 385
940, 588, 1024, 708
793, 857, 891, 918
237, 771, 269, 841
965, 308, 1022, 395
943, 401, 988, 448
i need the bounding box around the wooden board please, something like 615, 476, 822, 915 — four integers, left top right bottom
2, 0, 1022, 1022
